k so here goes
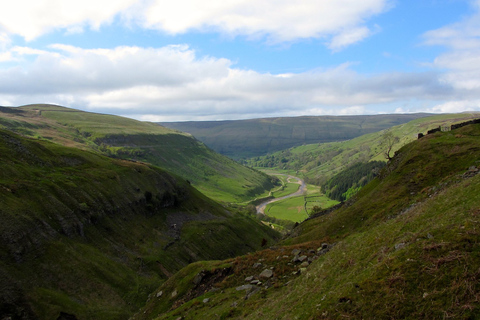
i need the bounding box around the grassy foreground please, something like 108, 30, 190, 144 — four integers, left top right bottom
137, 122, 480, 319
0, 128, 280, 319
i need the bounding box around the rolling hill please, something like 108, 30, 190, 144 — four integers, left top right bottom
0, 128, 280, 319
159, 114, 433, 159
246, 112, 480, 185
0, 105, 276, 203
136, 121, 480, 320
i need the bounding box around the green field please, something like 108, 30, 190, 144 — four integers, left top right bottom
265, 184, 339, 222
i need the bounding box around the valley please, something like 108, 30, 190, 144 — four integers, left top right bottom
1, 105, 480, 320
255, 174, 306, 214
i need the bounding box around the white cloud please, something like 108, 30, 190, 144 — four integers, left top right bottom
142, 0, 390, 45
0, 0, 137, 40
423, 1, 480, 94
427, 100, 480, 113
328, 27, 372, 51
0, 0, 390, 48
0, 44, 453, 120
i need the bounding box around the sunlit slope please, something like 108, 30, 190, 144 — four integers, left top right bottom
137, 122, 480, 320
0, 128, 279, 319
247, 112, 480, 184
0, 105, 275, 202
160, 113, 432, 159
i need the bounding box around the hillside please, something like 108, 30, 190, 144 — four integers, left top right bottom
0, 128, 280, 319
136, 122, 480, 319
0, 105, 276, 203
247, 113, 480, 185
160, 114, 432, 159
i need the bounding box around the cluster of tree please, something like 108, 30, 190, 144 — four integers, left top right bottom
322, 161, 386, 201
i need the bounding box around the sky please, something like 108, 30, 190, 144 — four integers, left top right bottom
1, 0, 480, 121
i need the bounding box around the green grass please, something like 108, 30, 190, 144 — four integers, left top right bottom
161, 114, 434, 159
138, 123, 480, 320
270, 180, 299, 198
247, 112, 480, 186
265, 190, 339, 223
0, 128, 281, 320
0, 105, 276, 203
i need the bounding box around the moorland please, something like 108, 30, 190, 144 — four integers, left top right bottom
1, 104, 480, 320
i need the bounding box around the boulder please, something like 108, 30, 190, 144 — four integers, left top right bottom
245, 276, 254, 282
192, 272, 204, 286
236, 284, 253, 291
259, 269, 273, 279
291, 249, 301, 256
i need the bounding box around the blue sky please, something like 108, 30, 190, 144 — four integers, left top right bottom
1, 0, 480, 121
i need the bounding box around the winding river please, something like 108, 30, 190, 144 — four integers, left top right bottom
256, 175, 307, 214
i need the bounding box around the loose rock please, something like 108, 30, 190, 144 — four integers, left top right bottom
292, 249, 301, 256
259, 269, 273, 278
236, 284, 253, 291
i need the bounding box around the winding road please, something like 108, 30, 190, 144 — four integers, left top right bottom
256, 175, 307, 214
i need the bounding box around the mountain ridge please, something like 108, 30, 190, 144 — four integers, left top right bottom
160, 113, 434, 159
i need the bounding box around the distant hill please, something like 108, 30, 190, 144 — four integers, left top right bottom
137, 121, 480, 320
0, 128, 279, 319
246, 112, 480, 185
0, 105, 275, 202
160, 114, 433, 159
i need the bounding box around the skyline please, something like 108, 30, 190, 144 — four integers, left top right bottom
0, 0, 479, 121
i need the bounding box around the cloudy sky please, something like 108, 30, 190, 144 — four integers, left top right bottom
1, 0, 480, 121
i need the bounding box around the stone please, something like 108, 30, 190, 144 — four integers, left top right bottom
300, 261, 309, 268
252, 262, 262, 268
291, 249, 301, 256
156, 291, 163, 298
251, 280, 260, 285
203, 298, 210, 304
259, 268, 273, 278
171, 290, 178, 298
193, 272, 204, 286
236, 284, 253, 291
298, 255, 308, 262
299, 268, 307, 274
245, 276, 254, 282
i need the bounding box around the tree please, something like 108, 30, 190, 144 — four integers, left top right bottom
380, 129, 400, 160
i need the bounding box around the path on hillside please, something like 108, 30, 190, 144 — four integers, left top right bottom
256, 175, 306, 214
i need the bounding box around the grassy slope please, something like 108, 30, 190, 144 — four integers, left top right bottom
160, 114, 432, 159
0, 129, 280, 320
247, 112, 480, 184
138, 123, 480, 320
0, 105, 275, 203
